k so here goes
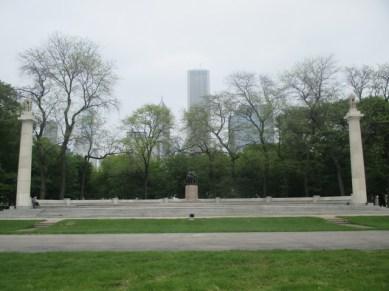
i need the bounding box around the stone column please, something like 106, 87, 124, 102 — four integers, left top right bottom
16, 101, 34, 208
344, 96, 367, 204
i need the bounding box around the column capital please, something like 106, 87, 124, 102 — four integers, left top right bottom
18, 111, 34, 121
345, 108, 364, 121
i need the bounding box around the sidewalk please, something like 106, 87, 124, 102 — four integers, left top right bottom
1, 231, 389, 252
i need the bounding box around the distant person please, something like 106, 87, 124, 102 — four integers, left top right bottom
32, 196, 40, 209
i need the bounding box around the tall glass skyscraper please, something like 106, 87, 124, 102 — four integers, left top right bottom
187, 69, 210, 108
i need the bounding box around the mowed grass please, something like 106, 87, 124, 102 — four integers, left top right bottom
0, 250, 389, 290
32, 217, 354, 234
345, 216, 389, 229
0, 220, 40, 234
3, 216, 389, 234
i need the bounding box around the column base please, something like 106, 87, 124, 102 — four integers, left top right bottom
351, 194, 367, 205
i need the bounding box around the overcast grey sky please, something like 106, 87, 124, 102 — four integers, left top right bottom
1, 0, 388, 125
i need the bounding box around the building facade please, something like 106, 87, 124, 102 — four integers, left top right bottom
230, 105, 276, 150
42, 120, 58, 144
187, 69, 210, 108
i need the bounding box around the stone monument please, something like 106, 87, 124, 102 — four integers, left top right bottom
185, 171, 198, 201
16, 100, 34, 208
345, 95, 367, 204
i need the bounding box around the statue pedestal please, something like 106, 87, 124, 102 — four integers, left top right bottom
185, 185, 198, 201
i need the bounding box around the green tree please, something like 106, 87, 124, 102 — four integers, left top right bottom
228, 72, 283, 196
123, 104, 173, 198
0, 81, 20, 205
76, 110, 120, 199
184, 105, 218, 194
281, 56, 340, 196
91, 154, 143, 199
203, 93, 241, 194
359, 97, 389, 198
31, 139, 60, 199
315, 100, 350, 196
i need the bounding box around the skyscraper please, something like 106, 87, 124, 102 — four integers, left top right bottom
187, 69, 210, 108
230, 104, 276, 151
42, 120, 58, 144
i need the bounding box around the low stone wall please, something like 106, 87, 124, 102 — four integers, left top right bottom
37, 196, 352, 207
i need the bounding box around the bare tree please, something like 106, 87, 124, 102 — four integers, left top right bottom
371, 64, 389, 101
204, 93, 241, 183
184, 105, 218, 192
19, 48, 57, 199
282, 56, 339, 113
228, 72, 283, 196
282, 56, 341, 196
20, 33, 117, 199
76, 110, 121, 199
184, 105, 214, 154
345, 65, 372, 101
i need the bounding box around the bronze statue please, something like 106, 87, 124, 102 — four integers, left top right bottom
186, 171, 198, 185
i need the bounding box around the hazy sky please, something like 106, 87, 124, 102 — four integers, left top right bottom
1, 0, 388, 126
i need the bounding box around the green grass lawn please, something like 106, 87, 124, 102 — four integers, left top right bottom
345, 216, 389, 229
0, 220, 39, 234
31, 217, 355, 234
3, 216, 389, 234
0, 250, 388, 290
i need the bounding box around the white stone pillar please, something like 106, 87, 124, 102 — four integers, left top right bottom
16, 103, 34, 208
344, 96, 367, 204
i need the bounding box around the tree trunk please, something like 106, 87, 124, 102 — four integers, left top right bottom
39, 166, 47, 199
37, 144, 48, 199
206, 152, 214, 196
59, 155, 67, 200
229, 157, 238, 198
80, 157, 89, 200
262, 147, 270, 197
59, 129, 72, 200
263, 171, 268, 197
35, 139, 47, 199
230, 157, 236, 180
303, 151, 310, 197
303, 171, 309, 197
144, 164, 149, 199
332, 156, 345, 196
281, 175, 289, 197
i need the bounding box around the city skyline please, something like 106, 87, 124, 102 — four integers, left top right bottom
0, 0, 389, 127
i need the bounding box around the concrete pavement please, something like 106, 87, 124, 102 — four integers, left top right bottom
1, 231, 389, 252
1, 203, 389, 219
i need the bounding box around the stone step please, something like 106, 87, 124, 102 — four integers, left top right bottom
327, 218, 348, 224
33, 219, 60, 228
325, 217, 373, 229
